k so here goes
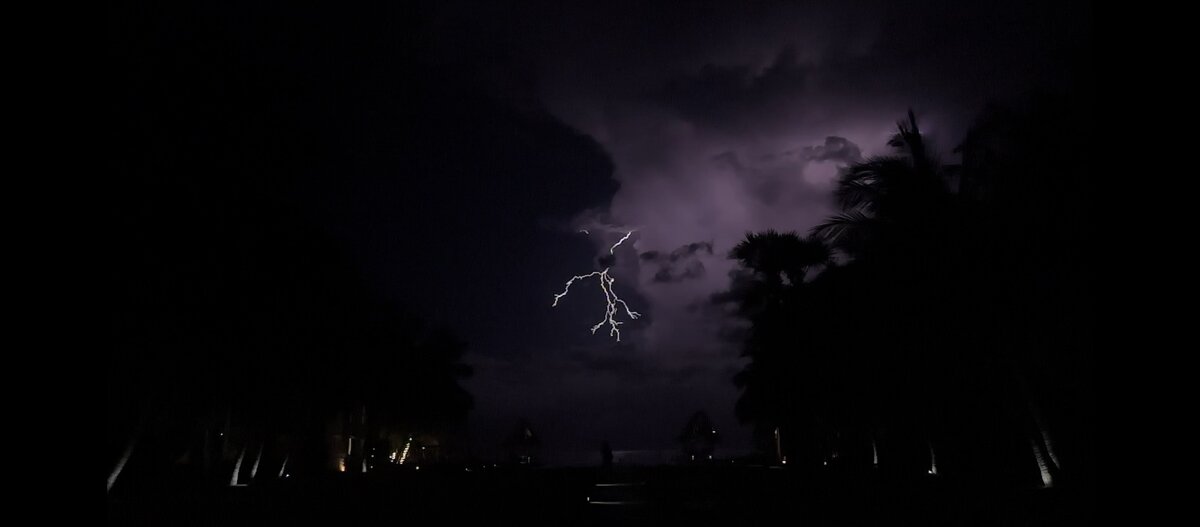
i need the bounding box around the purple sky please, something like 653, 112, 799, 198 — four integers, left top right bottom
429, 0, 1090, 460
113, 1, 1088, 466
436, 0, 1094, 460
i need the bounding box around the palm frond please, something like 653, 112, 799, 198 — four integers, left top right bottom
812, 210, 875, 244
835, 179, 880, 211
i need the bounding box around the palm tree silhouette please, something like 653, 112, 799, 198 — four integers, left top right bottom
814, 110, 954, 259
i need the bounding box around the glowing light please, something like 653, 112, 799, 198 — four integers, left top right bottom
928, 443, 938, 475
552, 231, 641, 341
398, 437, 413, 465
338, 457, 346, 472
774, 427, 783, 464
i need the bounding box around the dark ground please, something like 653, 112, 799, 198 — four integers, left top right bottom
107, 465, 1091, 526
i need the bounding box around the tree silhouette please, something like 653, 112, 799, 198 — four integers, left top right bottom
679, 411, 719, 460
503, 419, 542, 465
814, 110, 954, 258
109, 185, 476, 488
727, 103, 1092, 487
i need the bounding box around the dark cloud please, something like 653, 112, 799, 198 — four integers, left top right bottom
642, 241, 715, 283
641, 241, 715, 263
653, 260, 706, 283
659, 46, 810, 130
801, 136, 863, 164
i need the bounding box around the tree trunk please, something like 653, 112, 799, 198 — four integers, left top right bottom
249, 442, 263, 480
1012, 363, 1061, 485
108, 429, 140, 493
229, 445, 246, 486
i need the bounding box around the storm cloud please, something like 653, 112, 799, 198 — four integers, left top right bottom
418, 0, 1091, 454
641, 241, 714, 283
803, 136, 864, 164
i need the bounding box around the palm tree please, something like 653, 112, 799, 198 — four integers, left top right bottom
730, 230, 831, 286
727, 106, 1091, 484
729, 112, 963, 474
726, 230, 831, 321
725, 231, 838, 463
813, 110, 953, 258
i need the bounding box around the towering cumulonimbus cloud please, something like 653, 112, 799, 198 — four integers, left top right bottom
423, 0, 1089, 453
521, 5, 993, 451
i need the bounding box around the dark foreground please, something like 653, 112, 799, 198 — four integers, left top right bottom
108, 465, 1091, 526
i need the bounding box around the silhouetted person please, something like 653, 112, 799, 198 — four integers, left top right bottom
597, 440, 614, 482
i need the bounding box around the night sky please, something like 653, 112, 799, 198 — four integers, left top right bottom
113, 0, 1091, 462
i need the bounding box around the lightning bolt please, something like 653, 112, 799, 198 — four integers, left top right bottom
552, 231, 641, 341
610, 231, 633, 253
605, 230, 635, 255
